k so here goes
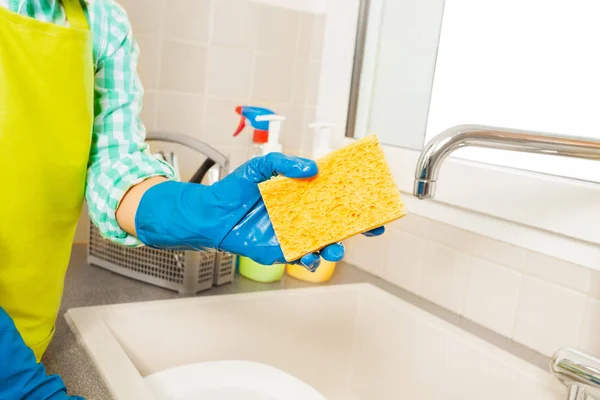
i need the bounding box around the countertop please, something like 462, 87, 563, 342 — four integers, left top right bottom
43, 245, 378, 399
44, 244, 548, 399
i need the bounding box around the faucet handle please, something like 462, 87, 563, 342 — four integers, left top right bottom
552, 348, 600, 399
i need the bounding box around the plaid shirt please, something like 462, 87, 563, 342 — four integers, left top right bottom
4, 0, 175, 246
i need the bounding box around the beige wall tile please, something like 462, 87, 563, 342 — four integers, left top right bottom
246, 100, 289, 110
204, 97, 251, 148
579, 297, 600, 357
213, 0, 259, 48
118, 0, 164, 36
163, 0, 210, 42
156, 93, 204, 136
513, 276, 586, 356
159, 41, 207, 93
390, 213, 429, 238
252, 55, 294, 102
291, 59, 309, 106
300, 106, 317, 154
523, 251, 591, 293
297, 13, 314, 59
241, 101, 292, 121
421, 243, 471, 313
137, 36, 160, 90
206, 46, 253, 99
383, 230, 426, 295
306, 61, 321, 106
296, 13, 325, 61
471, 235, 526, 272
579, 298, 600, 357
310, 14, 326, 61
345, 234, 387, 278
587, 270, 600, 300
463, 258, 522, 337
140, 92, 157, 131
427, 220, 474, 254
257, 4, 299, 58
281, 106, 305, 152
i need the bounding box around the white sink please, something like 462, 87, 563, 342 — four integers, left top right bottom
66, 284, 565, 399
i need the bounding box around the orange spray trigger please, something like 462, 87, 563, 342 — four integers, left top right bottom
233, 116, 246, 136
233, 106, 246, 136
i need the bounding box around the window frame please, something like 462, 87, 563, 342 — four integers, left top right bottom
317, 0, 600, 271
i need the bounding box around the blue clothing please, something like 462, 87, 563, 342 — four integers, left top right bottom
0, 308, 82, 400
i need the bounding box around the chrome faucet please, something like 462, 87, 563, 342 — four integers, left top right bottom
552, 348, 600, 400
413, 124, 600, 199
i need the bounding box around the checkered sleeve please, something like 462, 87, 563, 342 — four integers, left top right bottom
85, 0, 175, 246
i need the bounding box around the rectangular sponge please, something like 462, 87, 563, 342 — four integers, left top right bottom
258, 134, 406, 262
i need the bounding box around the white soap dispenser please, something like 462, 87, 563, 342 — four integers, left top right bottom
309, 121, 336, 159
256, 114, 286, 155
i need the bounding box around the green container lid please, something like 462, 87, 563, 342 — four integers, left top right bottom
238, 256, 285, 283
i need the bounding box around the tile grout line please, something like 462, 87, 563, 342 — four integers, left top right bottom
153, 0, 168, 130
584, 276, 592, 298
418, 241, 433, 296
508, 271, 526, 341
457, 253, 472, 316
293, 12, 308, 152
459, 254, 475, 319
247, 2, 261, 106
410, 230, 427, 297
199, 0, 217, 141
576, 295, 591, 349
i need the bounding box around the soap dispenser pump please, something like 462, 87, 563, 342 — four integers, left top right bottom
309, 121, 336, 159
256, 114, 286, 155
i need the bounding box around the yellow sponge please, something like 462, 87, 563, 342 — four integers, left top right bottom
258, 134, 406, 261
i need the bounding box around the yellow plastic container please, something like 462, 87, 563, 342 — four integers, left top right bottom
287, 259, 337, 283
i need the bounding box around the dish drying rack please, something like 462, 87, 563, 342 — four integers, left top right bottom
88, 132, 236, 294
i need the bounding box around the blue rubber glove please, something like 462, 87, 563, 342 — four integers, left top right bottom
135, 153, 384, 271
0, 308, 83, 400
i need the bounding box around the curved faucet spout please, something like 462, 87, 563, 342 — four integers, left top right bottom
413, 124, 600, 199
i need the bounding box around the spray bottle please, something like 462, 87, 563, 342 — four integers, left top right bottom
233, 106, 287, 283
233, 106, 285, 158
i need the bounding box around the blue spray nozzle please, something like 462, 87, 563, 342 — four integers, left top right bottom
233, 106, 275, 136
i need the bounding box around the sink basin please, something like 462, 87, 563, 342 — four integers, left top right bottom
66, 283, 565, 399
